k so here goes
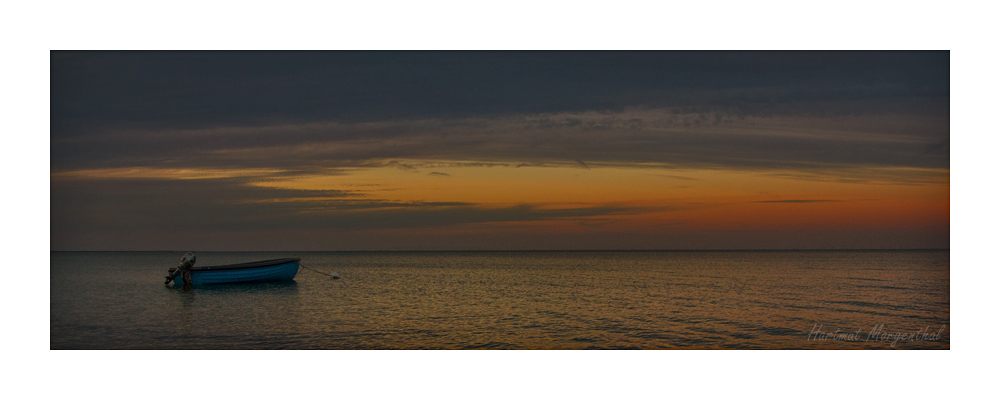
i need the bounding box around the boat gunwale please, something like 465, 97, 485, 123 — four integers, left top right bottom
169, 257, 301, 272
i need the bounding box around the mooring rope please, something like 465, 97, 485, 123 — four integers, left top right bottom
299, 263, 332, 276
299, 263, 349, 287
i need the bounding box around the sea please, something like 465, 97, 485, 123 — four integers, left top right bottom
50, 250, 950, 349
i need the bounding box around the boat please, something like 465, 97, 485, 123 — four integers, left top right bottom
167, 257, 301, 286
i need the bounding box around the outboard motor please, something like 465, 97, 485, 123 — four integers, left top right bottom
179, 252, 197, 269
165, 252, 197, 285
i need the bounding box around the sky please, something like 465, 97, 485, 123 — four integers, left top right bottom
50, 51, 949, 250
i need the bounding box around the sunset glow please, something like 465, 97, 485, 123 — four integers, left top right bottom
51, 51, 949, 250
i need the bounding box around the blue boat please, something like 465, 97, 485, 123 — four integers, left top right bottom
168, 257, 301, 286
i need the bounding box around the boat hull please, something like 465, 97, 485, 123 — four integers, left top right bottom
172, 258, 300, 286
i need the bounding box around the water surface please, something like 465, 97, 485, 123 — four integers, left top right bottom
50, 251, 949, 349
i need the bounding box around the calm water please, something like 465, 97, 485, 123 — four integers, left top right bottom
50, 251, 949, 349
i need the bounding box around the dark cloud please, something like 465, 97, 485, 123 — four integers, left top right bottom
50, 51, 949, 180
752, 200, 843, 203
659, 174, 699, 181
385, 160, 418, 170
51, 176, 676, 249
51, 51, 947, 135
50, 110, 950, 181
50, 52, 950, 250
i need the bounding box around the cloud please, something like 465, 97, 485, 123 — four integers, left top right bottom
752, 200, 843, 203
51, 52, 949, 183
659, 174, 699, 181
52, 52, 947, 136
49, 52, 950, 250
385, 160, 417, 170
50, 175, 678, 249
50, 108, 949, 187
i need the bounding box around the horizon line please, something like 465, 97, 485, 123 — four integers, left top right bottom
50, 248, 951, 252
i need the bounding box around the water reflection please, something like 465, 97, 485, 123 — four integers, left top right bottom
172, 280, 300, 294
52, 251, 949, 349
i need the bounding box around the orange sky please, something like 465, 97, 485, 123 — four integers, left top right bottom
50, 52, 949, 250
51, 156, 949, 250
245, 160, 949, 238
